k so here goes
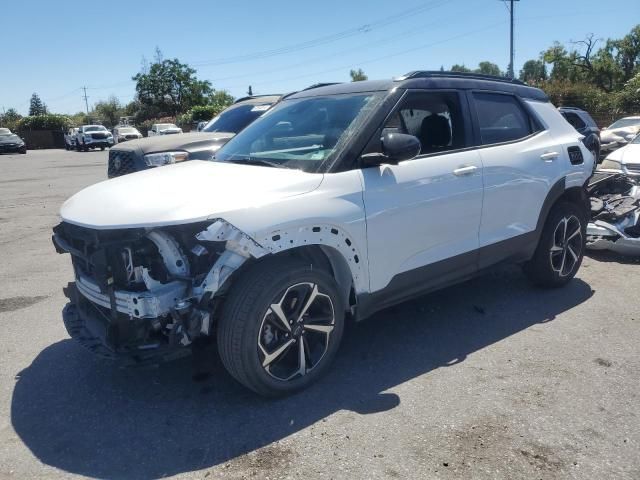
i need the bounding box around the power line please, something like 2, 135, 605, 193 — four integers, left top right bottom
231, 20, 507, 91
191, 0, 453, 67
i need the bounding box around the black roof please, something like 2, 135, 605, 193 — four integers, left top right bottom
289, 71, 548, 102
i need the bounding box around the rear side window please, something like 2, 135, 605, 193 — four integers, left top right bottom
473, 92, 536, 145
561, 112, 586, 130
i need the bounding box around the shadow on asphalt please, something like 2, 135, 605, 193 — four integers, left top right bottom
11, 267, 593, 479
585, 250, 640, 265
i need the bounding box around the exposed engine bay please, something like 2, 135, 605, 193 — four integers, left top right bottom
52, 219, 267, 364
587, 172, 640, 255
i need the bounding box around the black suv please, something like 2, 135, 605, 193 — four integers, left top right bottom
559, 107, 600, 165
107, 95, 283, 177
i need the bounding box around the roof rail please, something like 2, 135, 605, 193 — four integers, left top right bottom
396, 71, 525, 85
557, 106, 582, 111
302, 82, 342, 91
233, 94, 282, 104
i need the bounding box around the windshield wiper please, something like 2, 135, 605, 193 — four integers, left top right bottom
228, 158, 284, 168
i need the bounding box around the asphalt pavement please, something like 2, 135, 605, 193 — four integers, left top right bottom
0, 149, 638, 479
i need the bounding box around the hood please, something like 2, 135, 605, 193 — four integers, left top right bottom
60, 160, 324, 229
0, 134, 23, 144
601, 126, 640, 142
608, 142, 640, 164
114, 132, 235, 155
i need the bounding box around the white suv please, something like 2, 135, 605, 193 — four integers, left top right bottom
74, 125, 114, 151
53, 72, 593, 396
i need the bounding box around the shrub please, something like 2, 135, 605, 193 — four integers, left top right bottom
17, 114, 72, 131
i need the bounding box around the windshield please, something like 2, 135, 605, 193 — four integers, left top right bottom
213, 93, 383, 173
85, 126, 106, 132
608, 118, 640, 129
0, 128, 11, 135
203, 103, 273, 134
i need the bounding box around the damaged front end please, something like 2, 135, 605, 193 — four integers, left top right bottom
53, 219, 266, 365
586, 172, 640, 255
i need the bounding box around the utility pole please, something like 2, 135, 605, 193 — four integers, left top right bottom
82, 86, 90, 114
504, 0, 520, 79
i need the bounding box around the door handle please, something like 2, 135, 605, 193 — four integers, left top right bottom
453, 165, 478, 176
540, 151, 559, 161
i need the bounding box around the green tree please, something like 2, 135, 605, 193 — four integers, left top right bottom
475, 61, 503, 76
349, 68, 368, 82
29, 93, 47, 116
450, 64, 472, 73
0, 108, 22, 130
133, 57, 213, 117
519, 60, 547, 83
93, 95, 124, 127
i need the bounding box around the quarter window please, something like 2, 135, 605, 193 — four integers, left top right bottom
473, 92, 536, 145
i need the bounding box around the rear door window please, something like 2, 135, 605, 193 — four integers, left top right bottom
561, 112, 586, 130
473, 92, 537, 145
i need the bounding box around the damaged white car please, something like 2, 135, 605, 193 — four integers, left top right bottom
54, 72, 593, 396
587, 171, 640, 255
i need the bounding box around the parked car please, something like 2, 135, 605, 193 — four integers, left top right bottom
107, 95, 282, 177
0, 129, 26, 154
196, 121, 207, 131
599, 131, 640, 176
586, 170, 640, 255
54, 71, 592, 396
600, 116, 640, 157
148, 123, 182, 137
113, 126, 143, 144
64, 128, 79, 150
558, 107, 600, 166
75, 125, 114, 151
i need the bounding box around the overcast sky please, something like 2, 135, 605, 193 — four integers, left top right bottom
2, 0, 638, 115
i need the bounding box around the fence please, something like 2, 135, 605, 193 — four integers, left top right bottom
18, 130, 65, 149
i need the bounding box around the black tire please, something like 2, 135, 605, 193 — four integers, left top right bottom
523, 201, 586, 288
100, 146, 105, 151
217, 257, 345, 397
76, 142, 81, 152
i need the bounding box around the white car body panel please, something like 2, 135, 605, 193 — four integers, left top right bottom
60, 161, 370, 293
601, 142, 640, 175
478, 101, 590, 248
361, 150, 483, 292
60, 161, 324, 230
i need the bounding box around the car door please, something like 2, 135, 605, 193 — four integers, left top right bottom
361, 90, 484, 294
469, 91, 563, 267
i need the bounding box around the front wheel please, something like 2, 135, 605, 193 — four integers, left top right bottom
217, 257, 345, 396
523, 202, 586, 287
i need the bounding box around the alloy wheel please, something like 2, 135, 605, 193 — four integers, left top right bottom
258, 282, 335, 381
549, 215, 583, 277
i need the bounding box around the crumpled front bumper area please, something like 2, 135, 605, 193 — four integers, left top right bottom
53, 219, 264, 365
62, 283, 190, 366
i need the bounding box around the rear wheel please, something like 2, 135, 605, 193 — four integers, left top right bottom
524, 202, 586, 287
100, 146, 105, 151
217, 257, 344, 396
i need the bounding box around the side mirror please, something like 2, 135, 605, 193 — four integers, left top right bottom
361, 132, 421, 167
